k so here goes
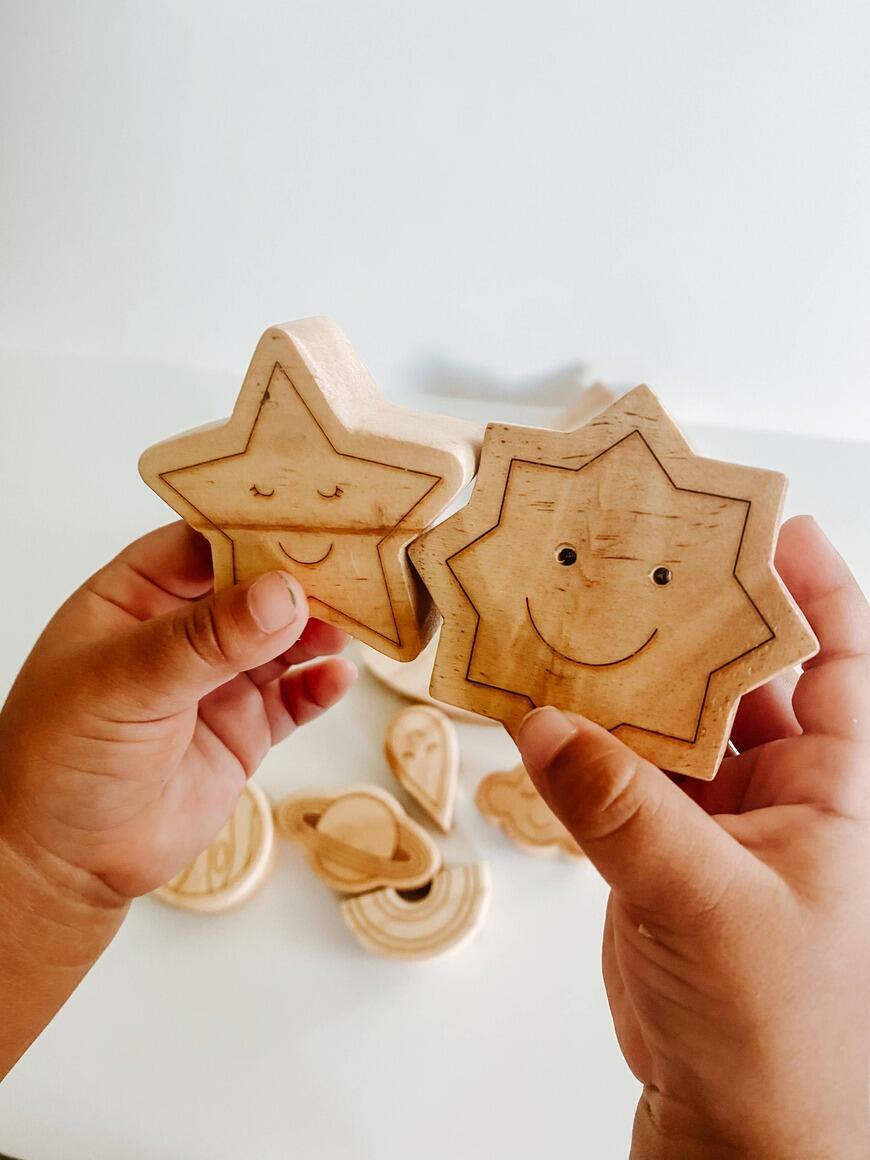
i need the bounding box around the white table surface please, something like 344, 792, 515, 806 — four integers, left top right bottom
0, 350, 867, 1160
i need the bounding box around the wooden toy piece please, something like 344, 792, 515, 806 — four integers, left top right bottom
154, 781, 274, 914
385, 705, 459, 832
410, 385, 819, 780
341, 863, 491, 961
274, 784, 440, 895
139, 317, 481, 661
554, 382, 615, 431
361, 636, 497, 725
476, 766, 583, 859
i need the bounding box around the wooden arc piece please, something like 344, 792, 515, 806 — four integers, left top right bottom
476, 765, 583, 859
385, 705, 459, 832
139, 316, 481, 661
341, 863, 491, 961
153, 781, 275, 914
274, 784, 441, 895
410, 385, 819, 780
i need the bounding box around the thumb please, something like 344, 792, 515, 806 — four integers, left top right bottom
98, 571, 309, 714
517, 707, 745, 921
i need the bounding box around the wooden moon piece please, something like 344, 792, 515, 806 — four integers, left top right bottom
274, 784, 441, 895
410, 385, 819, 780
341, 863, 491, 961
139, 317, 481, 661
476, 766, 583, 859
361, 636, 497, 725
153, 781, 274, 914
385, 705, 459, 833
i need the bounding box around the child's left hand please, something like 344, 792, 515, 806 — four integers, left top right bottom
0, 521, 356, 900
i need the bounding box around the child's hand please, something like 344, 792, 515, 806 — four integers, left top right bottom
517, 516, 870, 1160
0, 522, 356, 900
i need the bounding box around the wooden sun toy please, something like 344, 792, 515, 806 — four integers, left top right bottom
139, 317, 481, 661
410, 385, 818, 780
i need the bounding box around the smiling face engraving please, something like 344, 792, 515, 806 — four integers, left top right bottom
162, 364, 437, 642
449, 433, 773, 739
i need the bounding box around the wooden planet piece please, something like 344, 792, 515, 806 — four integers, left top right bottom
361, 636, 497, 725
385, 705, 459, 833
274, 784, 441, 895
341, 863, 491, 961
154, 780, 275, 914
476, 766, 583, 860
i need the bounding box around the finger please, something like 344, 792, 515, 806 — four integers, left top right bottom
776, 516, 870, 740
729, 671, 800, 752
517, 707, 752, 923
261, 657, 358, 744
245, 619, 351, 689
94, 571, 309, 716
86, 521, 214, 621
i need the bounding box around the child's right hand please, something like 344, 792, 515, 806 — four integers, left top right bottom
517, 516, 870, 1159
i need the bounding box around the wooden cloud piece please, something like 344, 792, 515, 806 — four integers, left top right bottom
476, 766, 583, 859
362, 636, 497, 725
154, 781, 275, 914
410, 385, 819, 780
139, 317, 481, 661
274, 784, 440, 895
341, 863, 491, 961
385, 705, 459, 833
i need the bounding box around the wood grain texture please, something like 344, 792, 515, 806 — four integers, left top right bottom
153, 781, 274, 914
341, 863, 491, 961
385, 705, 458, 832
410, 385, 819, 780
476, 765, 583, 859
274, 784, 440, 895
361, 636, 497, 725
139, 317, 481, 661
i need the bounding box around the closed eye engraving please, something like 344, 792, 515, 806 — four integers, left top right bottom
317, 485, 344, 499
250, 483, 275, 498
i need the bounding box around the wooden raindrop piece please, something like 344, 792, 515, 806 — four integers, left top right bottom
385, 705, 459, 832
153, 781, 275, 914
341, 863, 491, 961
274, 784, 440, 895
476, 765, 583, 859
410, 385, 819, 780
361, 635, 497, 726
139, 316, 481, 662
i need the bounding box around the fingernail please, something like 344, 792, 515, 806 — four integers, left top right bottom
517, 706, 577, 776
247, 572, 299, 634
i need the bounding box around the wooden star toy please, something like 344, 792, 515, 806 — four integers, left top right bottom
409, 386, 818, 780
139, 317, 480, 660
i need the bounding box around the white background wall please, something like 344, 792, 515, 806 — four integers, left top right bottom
2, 0, 870, 439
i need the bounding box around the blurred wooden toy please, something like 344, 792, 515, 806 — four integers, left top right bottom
410, 385, 818, 780
139, 317, 481, 661
154, 781, 274, 914
274, 785, 440, 895
554, 382, 615, 430
361, 635, 497, 725
476, 766, 583, 859
385, 705, 458, 833
341, 863, 490, 961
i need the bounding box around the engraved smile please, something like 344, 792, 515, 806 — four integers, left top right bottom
279, 540, 334, 566
525, 597, 657, 667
